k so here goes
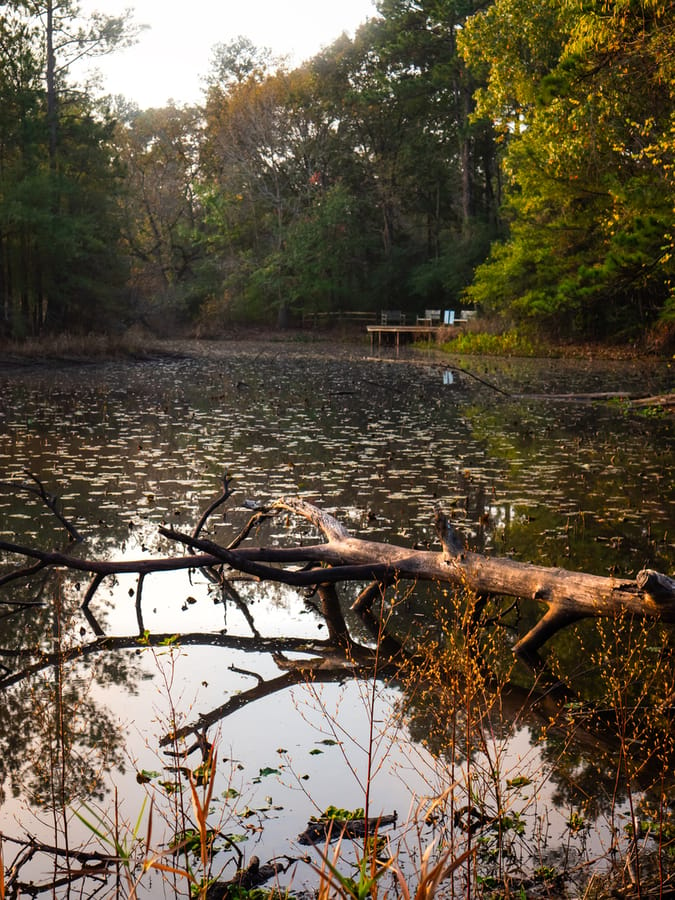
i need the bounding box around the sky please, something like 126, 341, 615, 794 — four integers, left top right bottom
78, 0, 378, 109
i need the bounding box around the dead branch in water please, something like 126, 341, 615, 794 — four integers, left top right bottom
0, 482, 673, 667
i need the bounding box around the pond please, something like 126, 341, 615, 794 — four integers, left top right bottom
0, 339, 673, 898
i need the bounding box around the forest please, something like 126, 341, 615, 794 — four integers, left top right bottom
0, 0, 673, 344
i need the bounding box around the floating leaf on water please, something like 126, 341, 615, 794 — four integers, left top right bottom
506, 776, 532, 789
222, 832, 248, 843
136, 769, 160, 784
159, 780, 181, 794
309, 749, 323, 755
237, 806, 256, 819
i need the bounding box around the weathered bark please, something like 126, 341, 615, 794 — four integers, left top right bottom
1, 494, 673, 665
280, 499, 675, 663
637, 569, 675, 602
160, 497, 675, 663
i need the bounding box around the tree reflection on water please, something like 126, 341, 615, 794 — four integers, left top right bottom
0, 346, 672, 896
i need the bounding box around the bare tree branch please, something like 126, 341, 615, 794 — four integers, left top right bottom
1, 488, 673, 667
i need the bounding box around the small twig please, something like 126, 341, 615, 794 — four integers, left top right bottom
219, 579, 261, 638
226, 509, 273, 550
23, 470, 83, 542
2, 832, 118, 864
449, 364, 512, 397
135, 572, 146, 636
160, 527, 396, 586
351, 579, 392, 614
192, 471, 234, 540
433, 507, 464, 556
82, 573, 105, 612
81, 602, 105, 638
317, 583, 351, 646
229, 663, 264, 685
481, 598, 519, 626
81, 573, 106, 636
0, 560, 49, 590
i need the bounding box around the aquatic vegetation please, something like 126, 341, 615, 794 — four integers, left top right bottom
0, 343, 672, 897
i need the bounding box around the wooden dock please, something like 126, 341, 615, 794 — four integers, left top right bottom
366, 323, 444, 351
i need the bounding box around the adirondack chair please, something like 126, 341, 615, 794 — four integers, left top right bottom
416, 309, 441, 325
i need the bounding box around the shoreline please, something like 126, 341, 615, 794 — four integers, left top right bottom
1, 328, 671, 369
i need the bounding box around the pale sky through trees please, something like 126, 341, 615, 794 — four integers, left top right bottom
78, 0, 378, 108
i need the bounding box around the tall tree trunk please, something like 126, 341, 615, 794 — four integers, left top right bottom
46, 0, 57, 171
459, 76, 474, 230
43, 0, 58, 332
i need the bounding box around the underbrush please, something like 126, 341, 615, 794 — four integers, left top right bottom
0, 327, 178, 362
4, 588, 671, 900
440, 328, 541, 357
436, 314, 673, 359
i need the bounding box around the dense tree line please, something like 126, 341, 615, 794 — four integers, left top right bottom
460, 0, 675, 339
0, 0, 136, 336
1, 0, 673, 341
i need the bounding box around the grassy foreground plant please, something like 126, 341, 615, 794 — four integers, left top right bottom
73, 750, 223, 898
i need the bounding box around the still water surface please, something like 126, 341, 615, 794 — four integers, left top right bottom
0, 340, 672, 895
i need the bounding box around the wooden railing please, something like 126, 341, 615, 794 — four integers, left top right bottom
301, 310, 378, 327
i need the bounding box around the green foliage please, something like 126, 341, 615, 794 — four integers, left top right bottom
224, 889, 287, 900
170, 827, 218, 856
506, 776, 532, 789
73, 797, 148, 866
3, 0, 672, 343
317, 851, 392, 900
0, 4, 133, 338
460, 0, 675, 339
628, 812, 675, 846
441, 328, 539, 356
410, 221, 499, 304
252, 767, 280, 782
194, 1, 500, 325
566, 811, 588, 834
115, 104, 206, 328
314, 806, 366, 822
533, 865, 560, 883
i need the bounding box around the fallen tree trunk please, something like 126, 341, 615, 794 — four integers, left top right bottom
159, 497, 675, 664
1, 493, 673, 665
